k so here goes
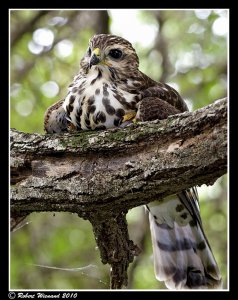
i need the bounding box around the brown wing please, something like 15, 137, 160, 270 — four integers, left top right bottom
136, 97, 181, 122
138, 72, 189, 113
44, 99, 68, 133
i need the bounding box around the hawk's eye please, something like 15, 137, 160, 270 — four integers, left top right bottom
87, 47, 92, 56
109, 49, 123, 59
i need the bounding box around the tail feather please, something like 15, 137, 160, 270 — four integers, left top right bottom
147, 190, 222, 289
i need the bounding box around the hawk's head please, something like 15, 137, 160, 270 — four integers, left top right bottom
80, 34, 139, 77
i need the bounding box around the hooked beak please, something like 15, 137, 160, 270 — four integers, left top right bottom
90, 48, 101, 68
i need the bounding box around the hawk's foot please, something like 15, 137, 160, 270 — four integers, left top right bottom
122, 111, 137, 123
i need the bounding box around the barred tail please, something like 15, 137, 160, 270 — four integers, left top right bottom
147, 190, 222, 289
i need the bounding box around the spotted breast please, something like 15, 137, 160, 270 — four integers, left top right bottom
63, 67, 138, 131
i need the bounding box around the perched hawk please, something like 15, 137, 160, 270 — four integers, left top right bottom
44, 34, 222, 289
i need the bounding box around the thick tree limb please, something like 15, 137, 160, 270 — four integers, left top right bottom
10, 97, 227, 289
10, 98, 227, 214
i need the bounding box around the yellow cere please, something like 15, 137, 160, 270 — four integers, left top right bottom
93, 48, 101, 56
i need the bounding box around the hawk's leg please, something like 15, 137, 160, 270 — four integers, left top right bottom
89, 212, 140, 289
122, 111, 137, 123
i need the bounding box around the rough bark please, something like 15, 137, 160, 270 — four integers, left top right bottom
10, 97, 227, 289
89, 212, 141, 289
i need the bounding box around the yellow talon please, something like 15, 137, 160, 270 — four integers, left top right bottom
122, 111, 137, 123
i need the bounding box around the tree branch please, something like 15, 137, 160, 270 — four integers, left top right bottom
10, 97, 227, 289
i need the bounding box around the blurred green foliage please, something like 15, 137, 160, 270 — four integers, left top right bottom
10, 9, 228, 289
